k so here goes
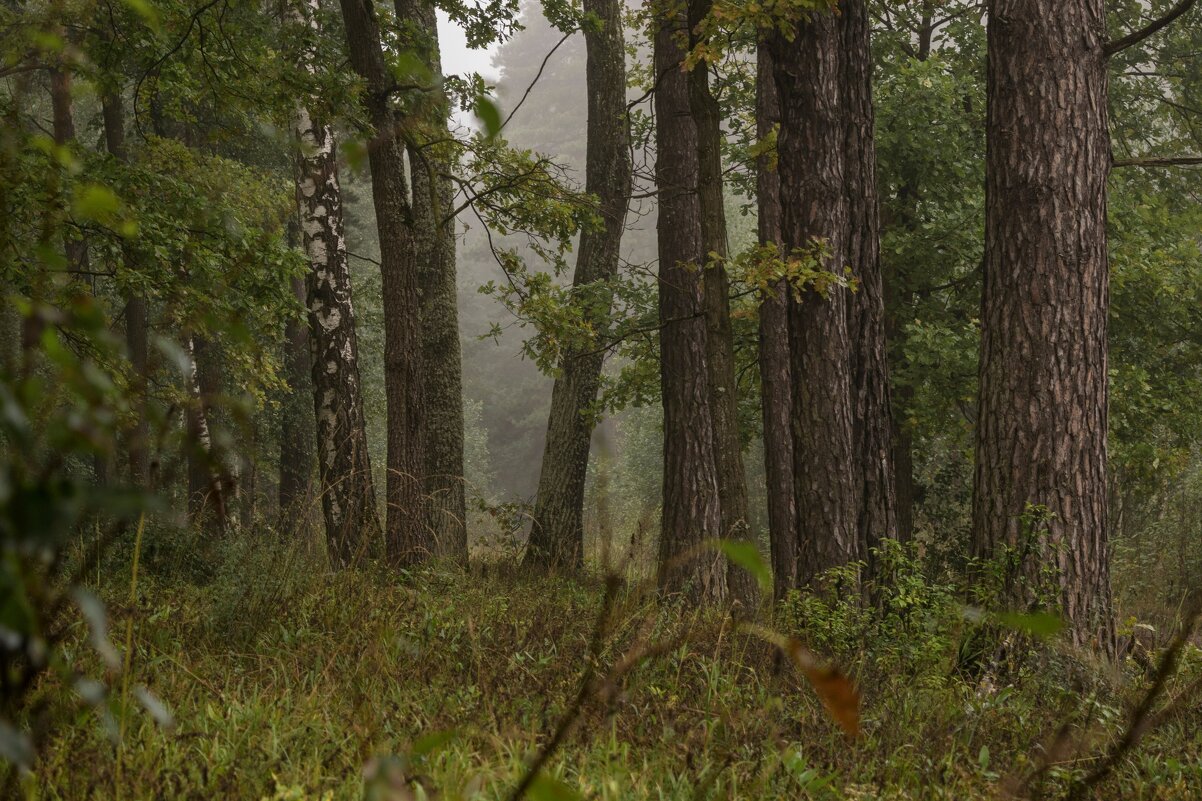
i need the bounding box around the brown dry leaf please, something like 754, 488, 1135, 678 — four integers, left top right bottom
740, 624, 861, 737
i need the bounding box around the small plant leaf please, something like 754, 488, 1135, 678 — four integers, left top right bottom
527, 773, 584, 801
996, 611, 1065, 639
712, 539, 771, 592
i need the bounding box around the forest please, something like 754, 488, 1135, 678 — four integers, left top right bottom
2, 0, 1202, 797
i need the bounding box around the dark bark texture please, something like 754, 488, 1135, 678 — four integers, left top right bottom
840, 0, 897, 561
974, 0, 1114, 649
399, 0, 468, 564
755, 42, 797, 600
653, 7, 725, 604
279, 270, 315, 523
688, 0, 758, 609
294, 0, 382, 564
339, 0, 429, 566
526, 0, 631, 571
770, 10, 860, 589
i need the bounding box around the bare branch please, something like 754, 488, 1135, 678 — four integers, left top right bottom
1106, 0, 1198, 57
1113, 155, 1202, 168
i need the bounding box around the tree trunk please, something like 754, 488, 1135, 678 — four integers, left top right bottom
653, 4, 726, 604
398, 0, 468, 565
755, 42, 797, 600
526, 0, 631, 571
688, 0, 758, 609
973, 0, 1114, 650
339, 0, 428, 566
295, 0, 382, 566
187, 334, 228, 534
840, 0, 897, 563
101, 86, 151, 487
770, 8, 859, 589
278, 270, 315, 526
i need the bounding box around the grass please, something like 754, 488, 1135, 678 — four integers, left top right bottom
13, 531, 1202, 800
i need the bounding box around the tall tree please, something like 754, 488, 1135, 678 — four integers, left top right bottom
100, 86, 150, 487
278, 269, 315, 523
397, 0, 468, 564
526, 0, 631, 571
653, 4, 726, 603
292, 0, 381, 563
687, 0, 757, 608
755, 42, 797, 599
973, 0, 1113, 647
339, 0, 429, 565
840, 0, 897, 561
770, 5, 859, 588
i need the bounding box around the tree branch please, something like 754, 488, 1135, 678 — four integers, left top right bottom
1106, 0, 1198, 57
1113, 155, 1202, 168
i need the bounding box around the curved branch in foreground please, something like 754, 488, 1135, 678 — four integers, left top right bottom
1105, 0, 1197, 56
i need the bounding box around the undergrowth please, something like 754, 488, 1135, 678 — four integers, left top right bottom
12, 531, 1202, 800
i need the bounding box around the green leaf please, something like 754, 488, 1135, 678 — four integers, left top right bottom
122, 0, 161, 31
72, 184, 122, 223
995, 611, 1065, 639
712, 539, 771, 592
412, 729, 455, 758
474, 96, 503, 138
527, 774, 584, 801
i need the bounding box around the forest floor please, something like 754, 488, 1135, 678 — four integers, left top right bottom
18, 532, 1202, 800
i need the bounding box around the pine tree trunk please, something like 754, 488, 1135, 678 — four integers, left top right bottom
339, 0, 428, 567
294, 0, 382, 566
688, 0, 758, 610
840, 0, 897, 563
973, 0, 1114, 649
653, 4, 725, 604
398, 0, 468, 565
755, 43, 797, 600
526, 0, 631, 571
770, 9, 860, 589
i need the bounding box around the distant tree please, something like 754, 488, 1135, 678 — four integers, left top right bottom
972, 0, 1113, 647
338, 0, 429, 565
769, 5, 859, 588
653, 2, 726, 603
526, 0, 632, 571
292, 0, 381, 560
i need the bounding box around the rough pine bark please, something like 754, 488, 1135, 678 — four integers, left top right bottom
770, 8, 860, 589
840, 0, 897, 561
653, 5, 726, 603
755, 42, 797, 600
974, 0, 1114, 649
687, 0, 758, 609
397, 0, 467, 564
339, 0, 429, 566
294, 0, 382, 565
526, 0, 631, 571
